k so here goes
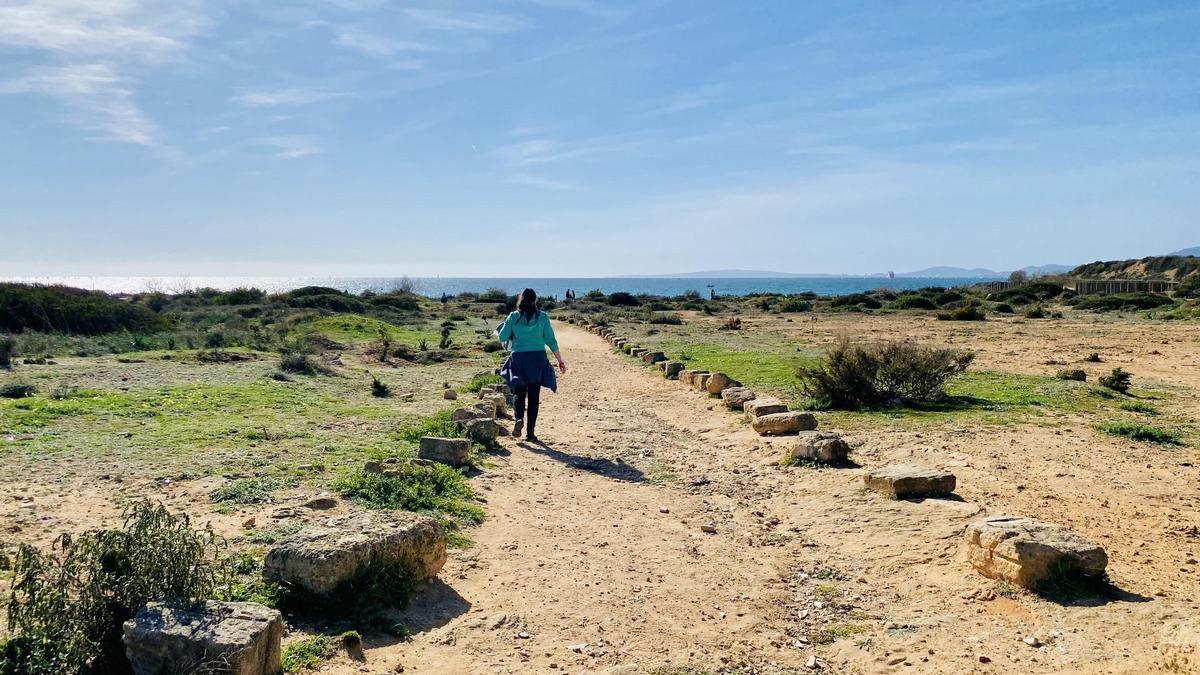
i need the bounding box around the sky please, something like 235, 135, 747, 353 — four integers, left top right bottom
1, 0, 1198, 277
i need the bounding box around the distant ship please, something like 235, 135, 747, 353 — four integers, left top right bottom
887, 271, 895, 279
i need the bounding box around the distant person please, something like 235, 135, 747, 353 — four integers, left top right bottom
710, 288, 717, 300
496, 288, 567, 443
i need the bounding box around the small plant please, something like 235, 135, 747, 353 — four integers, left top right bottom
936, 303, 986, 321
777, 296, 813, 313
648, 313, 683, 325
419, 339, 428, 351
1098, 367, 1132, 394
279, 351, 324, 376
0, 382, 36, 399
464, 373, 504, 393
1024, 304, 1047, 319
0, 335, 15, 369
210, 476, 299, 507
334, 464, 483, 524
377, 329, 392, 362
1056, 369, 1087, 382
370, 374, 392, 398
1084, 352, 1103, 363
1118, 400, 1158, 415
993, 581, 1021, 598
811, 623, 866, 645
1096, 421, 1182, 445
719, 317, 742, 331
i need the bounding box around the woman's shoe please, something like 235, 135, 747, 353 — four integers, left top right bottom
525, 434, 541, 444
512, 420, 523, 438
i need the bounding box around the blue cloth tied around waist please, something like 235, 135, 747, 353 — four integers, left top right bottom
501, 350, 558, 392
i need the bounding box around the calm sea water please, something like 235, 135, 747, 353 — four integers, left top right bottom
2, 276, 1000, 298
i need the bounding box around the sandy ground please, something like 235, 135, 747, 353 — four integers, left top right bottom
3, 317, 1199, 674
317, 321, 1199, 674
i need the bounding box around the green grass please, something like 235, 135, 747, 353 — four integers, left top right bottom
659, 341, 814, 396
281, 635, 338, 672
241, 523, 304, 544
210, 476, 300, 507
811, 622, 867, 645
1118, 400, 1159, 415
301, 314, 438, 347
461, 373, 503, 393
1096, 421, 1183, 445
333, 463, 484, 530
397, 408, 464, 442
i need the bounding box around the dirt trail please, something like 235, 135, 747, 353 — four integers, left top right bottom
333, 323, 1198, 675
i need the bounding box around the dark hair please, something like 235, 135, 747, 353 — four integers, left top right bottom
517, 288, 538, 323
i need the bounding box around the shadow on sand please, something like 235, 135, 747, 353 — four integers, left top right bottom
518, 439, 646, 483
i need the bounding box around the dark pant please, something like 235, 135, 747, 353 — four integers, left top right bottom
514, 384, 541, 437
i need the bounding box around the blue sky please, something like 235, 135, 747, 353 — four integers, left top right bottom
1, 0, 1198, 277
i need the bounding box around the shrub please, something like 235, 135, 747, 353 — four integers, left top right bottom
371, 375, 392, 398
798, 338, 975, 409
933, 291, 963, 307
439, 326, 453, 350
607, 292, 640, 307
648, 313, 683, 325
1098, 367, 1132, 394
279, 351, 325, 375
719, 317, 742, 331
888, 295, 936, 310
830, 293, 881, 309
1056, 369, 1087, 382
0, 383, 36, 399
281, 635, 338, 672
777, 297, 813, 313
0, 501, 224, 675
213, 287, 266, 305
0, 284, 169, 335
1096, 422, 1182, 445
936, 304, 986, 321
993, 303, 1014, 314
1024, 305, 1047, 319
370, 292, 421, 312
0, 336, 15, 368
210, 476, 298, 506
1071, 293, 1175, 312
1084, 352, 1103, 363
287, 293, 368, 313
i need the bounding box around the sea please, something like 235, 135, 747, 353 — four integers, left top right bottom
1, 276, 1001, 298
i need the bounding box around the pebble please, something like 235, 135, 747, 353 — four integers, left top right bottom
700, 524, 717, 534
1024, 636, 1041, 647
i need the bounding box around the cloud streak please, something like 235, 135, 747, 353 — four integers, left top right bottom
0, 64, 157, 145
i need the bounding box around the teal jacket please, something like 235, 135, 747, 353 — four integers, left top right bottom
497, 310, 559, 353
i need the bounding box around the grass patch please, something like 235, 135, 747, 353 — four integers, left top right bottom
1118, 400, 1159, 415
210, 476, 300, 508
241, 522, 304, 544
302, 314, 436, 347
462, 373, 503, 393
1096, 421, 1182, 445
281, 635, 338, 672
397, 409, 463, 442
811, 623, 867, 645
333, 464, 483, 526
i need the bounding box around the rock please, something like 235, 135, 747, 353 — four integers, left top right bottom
462, 417, 499, 442
418, 437, 472, 466
778, 432, 850, 463
481, 393, 508, 417
751, 411, 817, 436
700, 524, 717, 534
657, 360, 669, 371
123, 600, 283, 675
664, 361, 685, 379
643, 351, 666, 364
721, 387, 756, 410
264, 511, 447, 599
964, 515, 1108, 588
452, 402, 495, 422
630, 348, 646, 358
303, 496, 338, 510
705, 372, 732, 395
443, 389, 458, 400
397, 393, 415, 402
745, 397, 788, 419
863, 464, 957, 499
694, 373, 712, 391
1158, 619, 1199, 673
1023, 636, 1041, 648
678, 369, 695, 385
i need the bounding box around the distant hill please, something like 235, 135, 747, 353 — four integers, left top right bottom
628, 270, 844, 278
1170, 246, 1200, 257
897, 264, 1072, 279
1070, 255, 1200, 281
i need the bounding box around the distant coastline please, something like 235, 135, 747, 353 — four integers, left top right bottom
0, 275, 1005, 299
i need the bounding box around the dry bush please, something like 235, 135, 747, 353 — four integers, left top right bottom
799, 338, 975, 409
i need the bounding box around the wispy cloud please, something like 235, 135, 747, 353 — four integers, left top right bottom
0, 64, 157, 145
503, 173, 575, 190
332, 27, 431, 57
253, 135, 322, 159
403, 7, 526, 33
233, 87, 347, 107
0, 0, 209, 148
496, 136, 638, 166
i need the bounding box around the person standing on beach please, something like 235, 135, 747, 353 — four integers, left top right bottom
497, 288, 567, 443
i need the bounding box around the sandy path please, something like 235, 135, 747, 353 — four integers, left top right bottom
330, 323, 1198, 675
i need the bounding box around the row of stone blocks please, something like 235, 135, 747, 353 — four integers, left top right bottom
577, 319, 1111, 594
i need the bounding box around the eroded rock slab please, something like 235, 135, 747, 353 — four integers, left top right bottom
123, 601, 283, 675
745, 397, 788, 419
419, 436, 471, 466
264, 511, 447, 599
777, 431, 849, 463
721, 387, 756, 410
705, 372, 732, 395
864, 464, 957, 499
664, 361, 685, 379
965, 515, 1108, 588
751, 411, 817, 436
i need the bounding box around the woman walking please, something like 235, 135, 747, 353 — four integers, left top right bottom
497, 289, 567, 442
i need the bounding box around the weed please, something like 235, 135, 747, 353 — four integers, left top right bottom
1, 501, 224, 674
398, 409, 464, 442
815, 583, 839, 597
281, 635, 337, 672
279, 351, 326, 376
993, 581, 1021, 598
813, 567, 848, 581
1098, 367, 1132, 394
370, 374, 391, 398
463, 373, 504, 393
210, 476, 300, 507
1096, 421, 1182, 445
333, 464, 483, 525
0, 336, 14, 369
1084, 352, 1103, 363
242, 523, 304, 544
811, 623, 866, 645
1056, 369, 1086, 382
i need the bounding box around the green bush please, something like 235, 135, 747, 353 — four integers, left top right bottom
370, 292, 421, 312
1071, 293, 1175, 312
1096, 421, 1181, 445
0, 336, 15, 368
0, 383, 36, 399
1098, 367, 1132, 394
213, 287, 266, 305
830, 293, 881, 309
281, 635, 338, 672
287, 293, 367, 313
371, 375, 392, 398
937, 304, 985, 321
798, 338, 975, 409
647, 313, 683, 325
1024, 305, 1047, 319
607, 292, 640, 307
993, 303, 1014, 314
888, 295, 936, 310
0, 501, 224, 675
279, 351, 325, 375
777, 297, 813, 312
1056, 369, 1087, 382
0, 284, 169, 335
